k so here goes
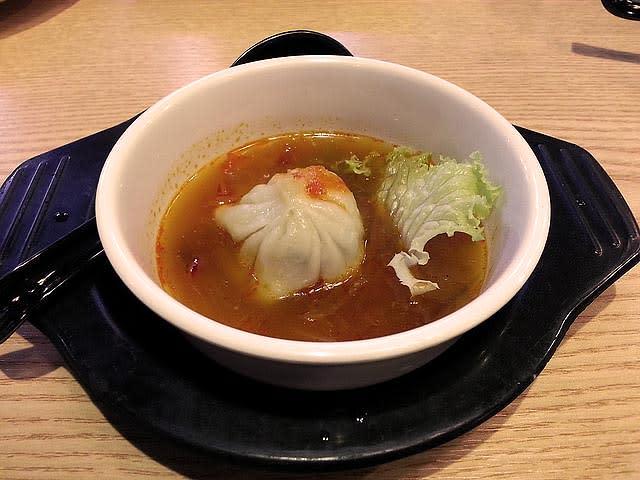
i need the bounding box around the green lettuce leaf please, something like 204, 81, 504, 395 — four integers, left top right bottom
343, 154, 372, 176
378, 148, 501, 296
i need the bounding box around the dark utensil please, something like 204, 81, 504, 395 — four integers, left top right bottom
601, 0, 640, 20
0, 219, 101, 342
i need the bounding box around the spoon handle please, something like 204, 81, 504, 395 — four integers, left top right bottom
0, 219, 103, 343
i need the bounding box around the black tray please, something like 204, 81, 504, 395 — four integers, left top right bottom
1, 32, 639, 470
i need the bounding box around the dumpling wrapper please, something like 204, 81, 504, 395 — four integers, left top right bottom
215, 165, 365, 300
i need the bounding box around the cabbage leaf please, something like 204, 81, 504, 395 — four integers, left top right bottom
377, 148, 501, 296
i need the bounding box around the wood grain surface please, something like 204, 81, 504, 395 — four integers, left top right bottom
1, 1, 639, 479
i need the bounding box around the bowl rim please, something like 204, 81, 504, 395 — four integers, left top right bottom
96, 55, 551, 365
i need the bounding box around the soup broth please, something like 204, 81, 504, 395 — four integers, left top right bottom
156, 132, 487, 341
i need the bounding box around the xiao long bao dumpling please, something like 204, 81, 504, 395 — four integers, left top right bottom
215, 165, 365, 300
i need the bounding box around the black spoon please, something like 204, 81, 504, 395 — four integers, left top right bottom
601, 0, 640, 20
0, 219, 102, 342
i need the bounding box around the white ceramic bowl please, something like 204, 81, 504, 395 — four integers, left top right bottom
96, 56, 550, 390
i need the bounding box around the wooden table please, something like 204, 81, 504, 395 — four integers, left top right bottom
1, 1, 638, 478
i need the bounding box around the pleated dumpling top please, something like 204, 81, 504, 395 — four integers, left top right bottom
215, 165, 365, 300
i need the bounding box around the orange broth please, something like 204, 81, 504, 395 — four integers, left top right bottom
156, 132, 487, 341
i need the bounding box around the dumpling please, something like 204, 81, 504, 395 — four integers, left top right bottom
215, 165, 365, 300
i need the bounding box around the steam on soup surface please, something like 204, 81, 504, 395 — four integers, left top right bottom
156, 132, 487, 341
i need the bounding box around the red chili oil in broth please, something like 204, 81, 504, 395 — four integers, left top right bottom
156, 132, 487, 341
